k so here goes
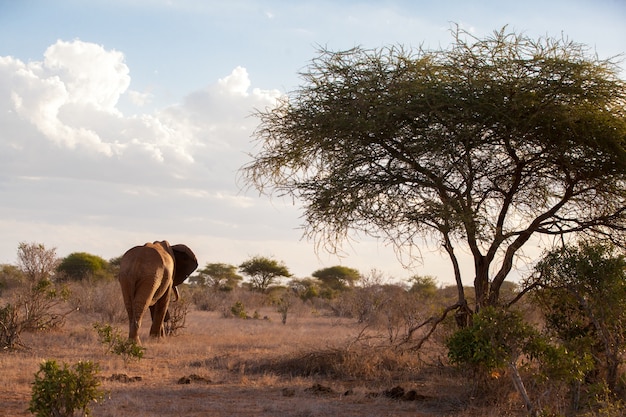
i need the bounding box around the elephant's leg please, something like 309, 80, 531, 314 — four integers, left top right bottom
149, 305, 171, 322
120, 283, 142, 344
130, 299, 150, 344
149, 292, 170, 338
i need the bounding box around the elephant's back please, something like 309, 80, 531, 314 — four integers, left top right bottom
118, 244, 169, 280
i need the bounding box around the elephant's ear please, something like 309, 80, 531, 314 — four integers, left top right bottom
171, 244, 198, 286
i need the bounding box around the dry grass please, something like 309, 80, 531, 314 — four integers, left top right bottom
1, 302, 529, 417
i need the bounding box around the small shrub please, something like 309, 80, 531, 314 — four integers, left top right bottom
0, 304, 21, 349
29, 359, 105, 417
446, 306, 537, 375
0, 280, 73, 349
164, 298, 189, 336
93, 323, 144, 363
230, 301, 247, 319
274, 291, 296, 324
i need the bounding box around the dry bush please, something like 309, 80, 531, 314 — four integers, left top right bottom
186, 286, 270, 317
68, 279, 126, 323
252, 345, 422, 381
1, 280, 73, 349
164, 297, 190, 336
184, 285, 223, 311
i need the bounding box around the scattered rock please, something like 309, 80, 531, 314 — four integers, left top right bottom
178, 374, 211, 384
402, 390, 428, 401
305, 383, 334, 395
107, 373, 142, 383
384, 386, 406, 399
281, 388, 296, 397
383, 386, 429, 401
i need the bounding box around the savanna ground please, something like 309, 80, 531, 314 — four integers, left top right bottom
0, 281, 531, 417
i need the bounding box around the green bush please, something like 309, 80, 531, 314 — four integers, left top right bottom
29, 360, 105, 417
56, 252, 110, 281
446, 306, 537, 374
230, 301, 248, 318
93, 322, 145, 363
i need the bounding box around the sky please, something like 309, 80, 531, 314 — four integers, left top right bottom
0, 0, 624, 285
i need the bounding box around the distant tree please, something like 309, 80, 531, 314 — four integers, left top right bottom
312, 265, 361, 293
190, 263, 243, 291
108, 256, 122, 276
16, 242, 58, 283
289, 277, 321, 301
239, 256, 291, 293
407, 275, 438, 298
242, 27, 626, 317
56, 252, 110, 281
0, 264, 26, 294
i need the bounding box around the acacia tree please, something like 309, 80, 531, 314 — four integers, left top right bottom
190, 263, 243, 291
242, 27, 626, 314
312, 265, 361, 291
239, 256, 291, 293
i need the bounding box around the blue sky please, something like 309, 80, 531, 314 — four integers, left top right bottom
0, 0, 624, 284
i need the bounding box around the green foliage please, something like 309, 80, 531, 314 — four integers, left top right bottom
230, 301, 247, 319
447, 307, 540, 373
312, 266, 361, 292
579, 383, 626, 416
448, 307, 515, 373
56, 252, 110, 281
447, 305, 595, 413
239, 256, 291, 293
242, 26, 626, 311
289, 278, 321, 301
531, 241, 626, 392
0, 263, 26, 294
93, 323, 145, 363
407, 275, 438, 298
29, 359, 105, 417
190, 263, 242, 291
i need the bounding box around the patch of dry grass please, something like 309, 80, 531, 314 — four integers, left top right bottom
1, 300, 530, 417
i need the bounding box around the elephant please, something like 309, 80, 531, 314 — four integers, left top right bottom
118, 240, 198, 344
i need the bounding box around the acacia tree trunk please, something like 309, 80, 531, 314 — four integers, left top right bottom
474, 257, 491, 312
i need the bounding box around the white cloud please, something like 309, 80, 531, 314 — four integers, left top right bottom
43, 40, 130, 112
0, 40, 284, 178
218, 66, 251, 96
0, 40, 303, 275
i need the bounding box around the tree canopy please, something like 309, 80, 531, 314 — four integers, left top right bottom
242, 27, 626, 311
312, 265, 361, 291
239, 256, 291, 293
190, 263, 243, 291
56, 252, 109, 281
